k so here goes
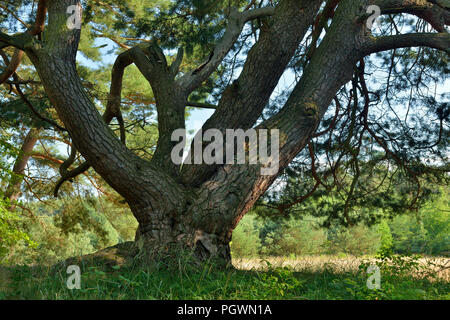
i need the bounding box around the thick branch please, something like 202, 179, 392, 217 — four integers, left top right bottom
362, 32, 450, 54
105, 43, 186, 174
28, 0, 187, 208
189, 0, 367, 235
0, 32, 26, 49
104, 48, 136, 140
4, 128, 41, 203
181, 0, 323, 185
375, 0, 450, 32
0, 49, 24, 85
54, 161, 91, 197
176, 6, 275, 93
29, 0, 48, 36
170, 48, 184, 76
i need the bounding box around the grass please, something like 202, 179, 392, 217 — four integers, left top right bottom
1, 254, 449, 300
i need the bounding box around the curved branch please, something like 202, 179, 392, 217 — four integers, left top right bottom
177, 6, 275, 93
4, 128, 41, 204
0, 49, 24, 85
181, 0, 323, 185
29, 0, 48, 36
54, 161, 91, 197
362, 32, 450, 55
104, 48, 136, 144
54, 95, 131, 197
54, 43, 159, 196
375, 0, 450, 32
105, 43, 174, 146
170, 48, 184, 76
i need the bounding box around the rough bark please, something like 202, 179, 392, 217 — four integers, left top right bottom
5, 128, 41, 204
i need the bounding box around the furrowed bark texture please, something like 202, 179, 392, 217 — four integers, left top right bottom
15, 0, 449, 266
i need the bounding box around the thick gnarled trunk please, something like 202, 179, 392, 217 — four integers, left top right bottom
131, 203, 233, 266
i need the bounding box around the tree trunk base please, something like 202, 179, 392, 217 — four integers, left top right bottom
55, 235, 233, 273
135, 229, 232, 269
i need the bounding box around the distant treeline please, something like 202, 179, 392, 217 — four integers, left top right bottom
1, 188, 448, 265
231, 190, 449, 257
